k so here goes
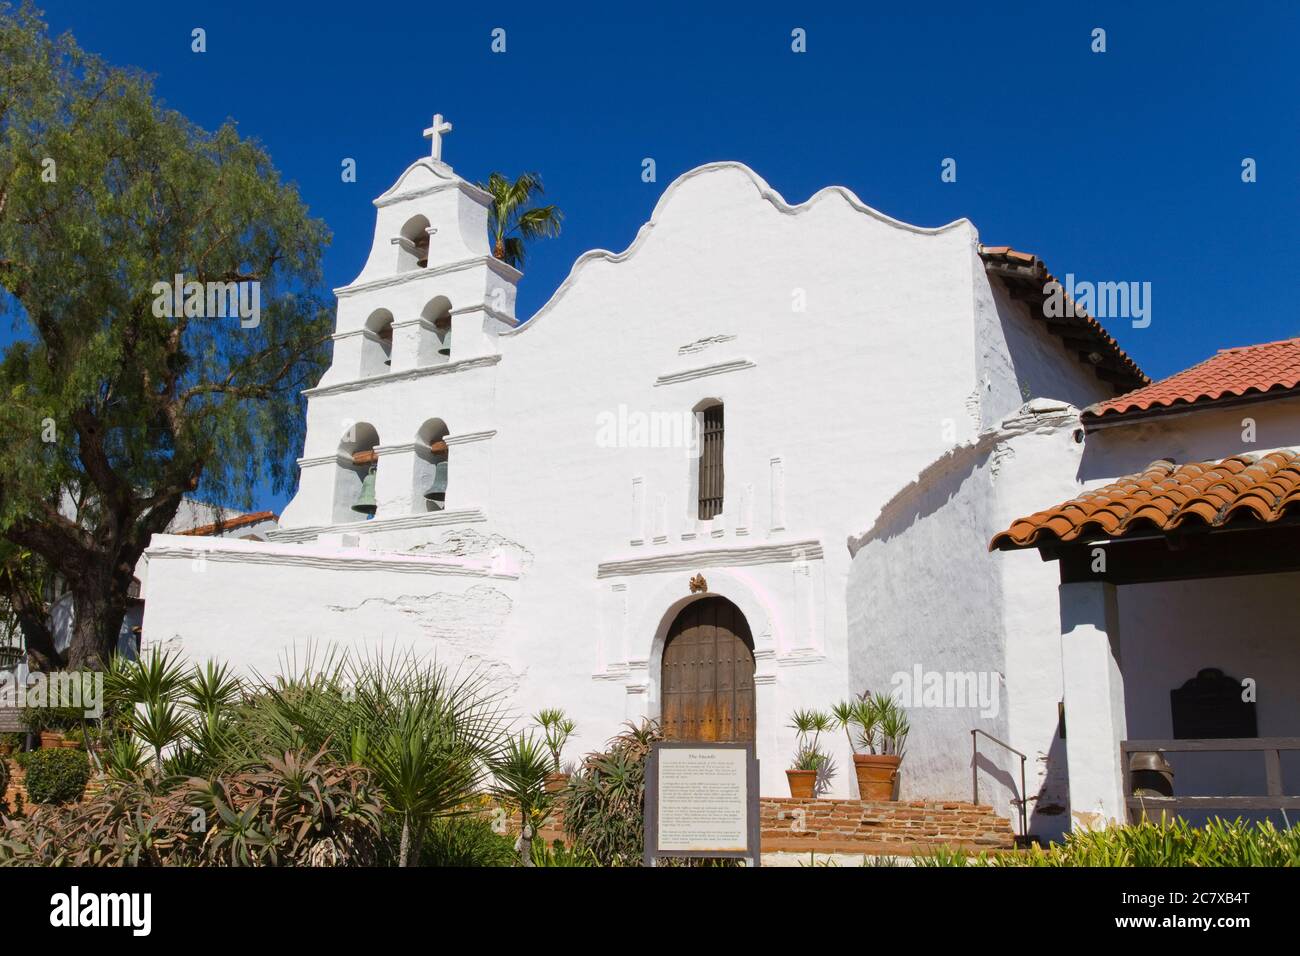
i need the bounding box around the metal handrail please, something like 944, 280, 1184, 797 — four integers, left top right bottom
971, 729, 1028, 838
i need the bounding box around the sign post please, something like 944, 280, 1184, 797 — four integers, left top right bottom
644, 741, 761, 867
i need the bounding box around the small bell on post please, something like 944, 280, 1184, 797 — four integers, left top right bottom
423, 460, 448, 509
352, 466, 378, 516
436, 326, 451, 358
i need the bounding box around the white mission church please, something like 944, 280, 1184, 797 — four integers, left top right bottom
141, 119, 1300, 841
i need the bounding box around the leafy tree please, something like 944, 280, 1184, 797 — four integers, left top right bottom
477, 171, 562, 268
0, 4, 332, 669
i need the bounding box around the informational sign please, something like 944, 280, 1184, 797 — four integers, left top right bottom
644, 741, 760, 866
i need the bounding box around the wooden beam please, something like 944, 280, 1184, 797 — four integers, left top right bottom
1056, 524, 1300, 585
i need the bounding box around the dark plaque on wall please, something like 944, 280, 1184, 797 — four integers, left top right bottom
1170, 668, 1256, 739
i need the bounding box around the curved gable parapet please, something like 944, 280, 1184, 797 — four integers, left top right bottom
505, 161, 973, 336
373, 158, 492, 208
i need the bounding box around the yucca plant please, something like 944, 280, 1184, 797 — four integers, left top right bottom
488, 731, 556, 866
843, 692, 909, 757
102, 733, 151, 782
787, 708, 833, 771
532, 707, 576, 772
241, 648, 507, 866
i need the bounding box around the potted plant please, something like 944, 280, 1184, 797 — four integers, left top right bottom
0, 732, 20, 756
533, 708, 576, 793
786, 708, 832, 798
834, 691, 910, 801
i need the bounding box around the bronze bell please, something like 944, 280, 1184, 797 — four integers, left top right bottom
351, 466, 378, 516
437, 327, 451, 357
1130, 750, 1175, 797
423, 460, 448, 509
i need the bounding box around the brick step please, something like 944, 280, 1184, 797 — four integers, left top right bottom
760, 797, 1015, 856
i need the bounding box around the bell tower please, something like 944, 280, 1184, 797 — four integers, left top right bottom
277, 115, 519, 534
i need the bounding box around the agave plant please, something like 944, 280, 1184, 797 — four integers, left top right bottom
563, 719, 662, 866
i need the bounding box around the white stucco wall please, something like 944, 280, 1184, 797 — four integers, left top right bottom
847, 400, 1101, 838
143, 157, 1122, 800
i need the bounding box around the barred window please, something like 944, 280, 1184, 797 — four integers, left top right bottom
697, 403, 724, 520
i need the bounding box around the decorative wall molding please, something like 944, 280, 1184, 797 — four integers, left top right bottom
443, 429, 497, 447
297, 452, 352, 469
304, 355, 500, 398
451, 303, 519, 328
268, 507, 486, 543
334, 254, 520, 298
146, 537, 516, 580
678, 334, 737, 356
596, 539, 823, 579
654, 358, 756, 387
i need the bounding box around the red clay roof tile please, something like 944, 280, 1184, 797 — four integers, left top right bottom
989, 450, 1300, 550
1083, 337, 1300, 422
177, 510, 279, 537
978, 246, 1148, 394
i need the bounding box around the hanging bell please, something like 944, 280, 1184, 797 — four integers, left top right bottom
351, 466, 378, 516
437, 327, 451, 357
423, 460, 448, 508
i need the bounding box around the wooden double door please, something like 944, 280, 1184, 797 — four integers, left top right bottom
660, 597, 756, 742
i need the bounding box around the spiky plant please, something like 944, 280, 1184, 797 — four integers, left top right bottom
787, 708, 833, 771
532, 707, 576, 772
487, 731, 556, 866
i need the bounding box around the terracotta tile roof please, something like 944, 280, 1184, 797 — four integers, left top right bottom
177, 510, 278, 538
990, 450, 1300, 550
1082, 337, 1300, 423
978, 246, 1148, 394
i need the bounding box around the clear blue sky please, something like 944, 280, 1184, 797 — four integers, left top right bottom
27, 1, 1300, 511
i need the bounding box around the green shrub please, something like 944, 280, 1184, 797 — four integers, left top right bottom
417, 815, 517, 867
1008, 818, 1300, 867
0, 748, 382, 866
0, 755, 9, 813
907, 819, 1300, 867
531, 838, 598, 867
21, 705, 85, 735
563, 719, 661, 866
21, 748, 90, 805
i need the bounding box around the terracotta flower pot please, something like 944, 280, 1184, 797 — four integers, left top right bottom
544, 771, 569, 794
854, 754, 902, 801
60, 737, 82, 749
786, 768, 817, 799
39, 730, 63, 750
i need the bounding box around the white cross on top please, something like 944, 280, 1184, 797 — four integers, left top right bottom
423, 113, 453, 162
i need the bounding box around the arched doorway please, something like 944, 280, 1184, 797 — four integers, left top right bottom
661, 596, 756, 742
